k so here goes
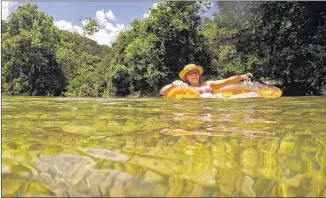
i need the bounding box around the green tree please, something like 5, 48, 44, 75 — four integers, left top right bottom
54, 16, 108, 97
236, 1, 326, 95
201, 1, 261, 79
1, 4, 67, 96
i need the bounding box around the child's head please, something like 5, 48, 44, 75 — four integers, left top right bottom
179, 64, 203, 86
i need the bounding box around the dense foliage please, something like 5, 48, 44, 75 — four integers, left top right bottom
2, 2, 326, 97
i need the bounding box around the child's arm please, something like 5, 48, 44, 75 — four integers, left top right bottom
160, 80, 186, 95
207, 73, 252, 89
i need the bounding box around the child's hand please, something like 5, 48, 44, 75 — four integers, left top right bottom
172, 80, 185, 87
242, 73, 253, 79
241, 73, 253, 82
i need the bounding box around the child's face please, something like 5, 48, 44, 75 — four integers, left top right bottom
186, 70, 200, 85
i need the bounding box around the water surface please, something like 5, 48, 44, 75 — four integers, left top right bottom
2, 96, 326, 197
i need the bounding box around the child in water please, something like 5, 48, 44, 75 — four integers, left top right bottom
160, 64, 259, 98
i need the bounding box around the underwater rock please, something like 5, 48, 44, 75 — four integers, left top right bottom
2, 157, 39, 179
277, 182, 303, 197
234, 171, 244, 194
276, 174, 304, 197
33, 154, 157, 197
68, 162, 91, 183
258, 152, 278, 180
144, 170, 165, 183
241, 175, 256, 197
20, 181, 57, 197
179, 181, 195, 196
129, 156, 180, 176
84, 148, 129, 161
109, 179, 126, 197
2, 179, 23, 197
284, 174, 304, 187
188, 184, 206, 197
241, 149, 259, 178
123, 163, 143, 178
196, 171, 216, 187
166, 175, 185, 197
307, 175, 325, 196
66, 187, 89, 197
36, 154, 95, 174
254, 178, 274, 196
219, 169, 237, 196
124, 178, 154, 197
90, 171, 116, 196
278, 135, 298, 156
2, 163, 11, 174
150, 184, 169, 197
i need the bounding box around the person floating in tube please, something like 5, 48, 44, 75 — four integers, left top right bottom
160, 64, 259, 98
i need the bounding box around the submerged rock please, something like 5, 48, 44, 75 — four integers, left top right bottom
144, 170, 165, 183
166, 175, 185, 197
84, 148, 129, 161
33, 154, 156, 197
241, 175, 256, 197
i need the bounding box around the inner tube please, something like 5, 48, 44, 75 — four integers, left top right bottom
213, 82, 282, 99
258, 86, 282, 99
164, 82, 282, 99
164, 86, 200, 99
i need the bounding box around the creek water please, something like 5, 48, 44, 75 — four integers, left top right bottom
2, 96, 326, 197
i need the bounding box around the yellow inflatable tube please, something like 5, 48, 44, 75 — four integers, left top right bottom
164, 86, 200, 99
164, 83, 282, 99
212, 82, 282, 99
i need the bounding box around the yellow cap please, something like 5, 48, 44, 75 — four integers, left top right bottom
179, 64, 203, 80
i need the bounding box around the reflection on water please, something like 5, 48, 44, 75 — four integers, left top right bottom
2, 96, 326, 197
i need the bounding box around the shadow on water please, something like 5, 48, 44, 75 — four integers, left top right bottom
2, 96, 326, 197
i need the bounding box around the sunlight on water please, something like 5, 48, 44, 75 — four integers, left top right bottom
2, 96, 326, 197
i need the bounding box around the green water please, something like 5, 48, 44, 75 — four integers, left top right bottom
2, 96, 326, 197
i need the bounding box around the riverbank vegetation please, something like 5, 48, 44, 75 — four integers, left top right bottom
2, 2, 326, 97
